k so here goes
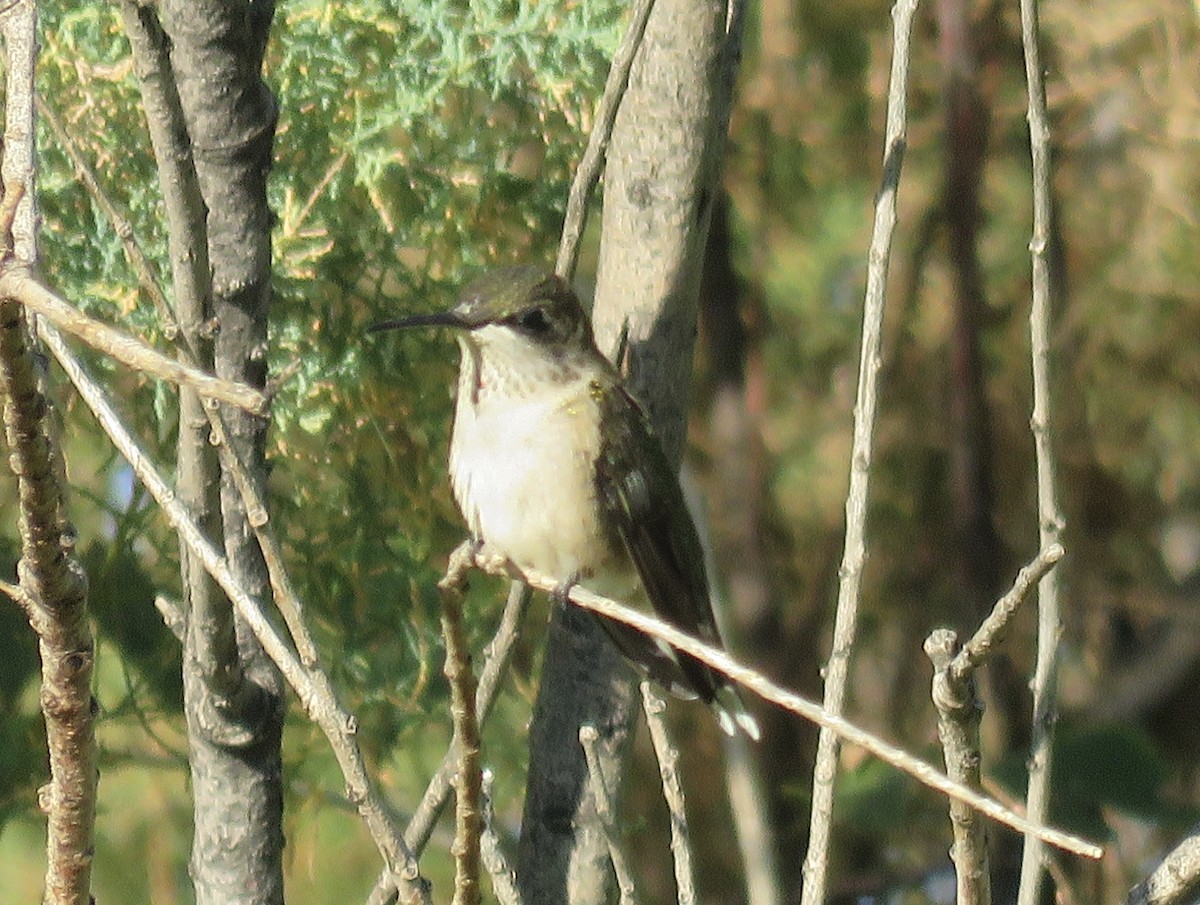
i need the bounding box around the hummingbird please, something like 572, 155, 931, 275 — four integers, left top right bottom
371, 265, 759, 739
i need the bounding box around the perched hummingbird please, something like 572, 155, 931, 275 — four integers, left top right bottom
371, 265, 759, 739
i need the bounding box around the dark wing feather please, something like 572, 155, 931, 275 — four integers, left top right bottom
591, 380, 726, 703
598, 620, 702, 701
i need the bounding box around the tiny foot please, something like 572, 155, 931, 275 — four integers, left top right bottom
552, 571, 582, 607
458, 537, 486, 568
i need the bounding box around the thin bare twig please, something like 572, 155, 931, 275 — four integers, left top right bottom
203, 411, 320, 666
36, 91, 176, 329
554, 0, 656, 283
983, 777, 1083, 905
481, 770, 523, 905
0, 576, 36, 615
641, 683, 696, 905
0, 268, 267, 415
952, 544, 1063, 684
580, 725, 641, 905
0, 4, 98, 902
40, 325, 433, 905
293, 150, 351, 236
1015, 0, 1065, 900
406, 581, 531, 852
365, 880, 400, 905
925, 545, 1063, 905
725, 729, 781, 905
0, 177, 24, 252
927, 628, 991, 905
153, 595, 186, 643
439, 543, 483, 905
801, 1, 920, 901
369, 581, 532, 905
471, 553, 1102, 860
481, 823, 521, 905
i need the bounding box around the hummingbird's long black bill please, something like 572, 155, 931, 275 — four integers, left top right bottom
368, 310, 465, 333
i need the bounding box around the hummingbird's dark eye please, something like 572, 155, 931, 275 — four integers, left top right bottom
515, 307, 553, 336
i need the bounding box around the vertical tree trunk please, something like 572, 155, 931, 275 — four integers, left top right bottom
517, 1, 743, 902
161, 3, 284, 902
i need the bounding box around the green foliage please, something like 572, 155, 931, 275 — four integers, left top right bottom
39, 6, 167, 330
834, 757, 915, 836
993, 722, 1194, 841
261, 0, 624, 753
83, 535, 182, 708
0, 539, 42, 829
4, 0, 624, 896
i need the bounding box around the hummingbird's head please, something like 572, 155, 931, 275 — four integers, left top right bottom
369, 265, 595, 360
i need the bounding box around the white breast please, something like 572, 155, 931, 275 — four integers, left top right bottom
448, 364, 612, 584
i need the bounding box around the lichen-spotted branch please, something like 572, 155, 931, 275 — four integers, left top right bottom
0, 4, 97, 903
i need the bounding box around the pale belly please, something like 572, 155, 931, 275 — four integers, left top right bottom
449, 382, 625, 586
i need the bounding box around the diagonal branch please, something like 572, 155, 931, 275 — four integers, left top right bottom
641, 683, 696, 905
202, 410, 320, 666
0, 268, 267, 415
39, 324, 434, 905
480, 771, 523, 905
1126, 826, 1200, 905
0, 576, 37, 614
951, 544, 1063, 685
35, 91, 176, 328
554, 0, 656, 284
580, 725, 641, 905
925, 545, 1064, 905
470, 552, 1103, 861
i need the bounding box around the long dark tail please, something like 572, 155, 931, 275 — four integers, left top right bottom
594, 614, 761, 739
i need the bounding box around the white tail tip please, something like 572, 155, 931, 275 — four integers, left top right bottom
715, 686, 761, 741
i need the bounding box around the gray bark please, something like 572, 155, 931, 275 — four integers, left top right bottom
516, 1, 742, 902
1126, 825, 1200, 905
115, 8, 234, 759
151, 3, 284, 902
